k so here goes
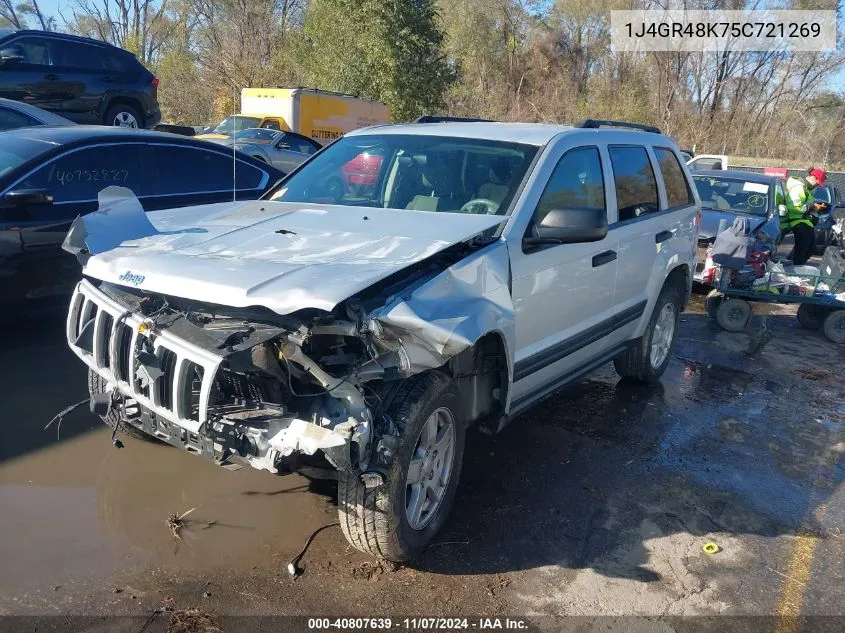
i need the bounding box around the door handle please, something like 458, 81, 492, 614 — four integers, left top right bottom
655, 230, 673, 243
43, 73, 58, 81
592, 250, 617, 267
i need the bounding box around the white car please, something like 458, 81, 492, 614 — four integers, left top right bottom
65, 119, 700, 561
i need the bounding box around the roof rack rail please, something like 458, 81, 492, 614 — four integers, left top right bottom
574, 119, 661, 134
414, 115, 494, 124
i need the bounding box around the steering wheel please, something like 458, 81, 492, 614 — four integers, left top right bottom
459, 198, 499, 215
746, 194, 766, 209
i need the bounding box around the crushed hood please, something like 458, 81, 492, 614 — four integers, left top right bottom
699, 208, 768, 241
71, 188, 506, 315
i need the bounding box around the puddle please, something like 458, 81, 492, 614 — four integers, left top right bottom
0, 425, 335, 599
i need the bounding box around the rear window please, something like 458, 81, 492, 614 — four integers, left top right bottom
608, 146, 659, 222
52, 40, 106, 71
655, 148, 694, 208
148, 145, 267, 194
693, 176, 770, 217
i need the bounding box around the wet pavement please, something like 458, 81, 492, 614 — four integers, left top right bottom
0, 297, 842, 630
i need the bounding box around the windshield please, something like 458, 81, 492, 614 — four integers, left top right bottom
267, 134, 538, 215
0, 136, 54, 178
213, 116, 261, 136
693, 176, 770, 217
232, 128, 279, 144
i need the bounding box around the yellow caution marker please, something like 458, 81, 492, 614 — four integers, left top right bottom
702, 542, 720, 554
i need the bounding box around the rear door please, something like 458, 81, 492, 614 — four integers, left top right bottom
49, 39, 115, 122
146, 142, 274, 207
0, 35, 62, 112
608, 144, 697, 346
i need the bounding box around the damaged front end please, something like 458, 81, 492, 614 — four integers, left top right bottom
64, 188, 514, 481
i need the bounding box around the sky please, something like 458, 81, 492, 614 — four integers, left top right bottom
29, 0, 845, 92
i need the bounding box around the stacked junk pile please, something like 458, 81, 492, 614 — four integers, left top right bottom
704, 215, 845, 344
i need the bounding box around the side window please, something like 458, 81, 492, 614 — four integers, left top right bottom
608, 146, 659, 222
279, 134, 317, 154
102, 52, 131, 73
9, 37, 51, 66
12, 144, 149, 203
655, 148, 693, 208
0, 108, 39, 130
775, 182, 786, 208
531, 146, 605, 227
52, 40, 105, 71
149, 145, 266, 195
262, 120, 281, 131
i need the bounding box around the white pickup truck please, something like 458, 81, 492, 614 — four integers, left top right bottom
65, 119, 700, 561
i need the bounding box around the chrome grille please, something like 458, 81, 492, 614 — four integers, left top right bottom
66, 280, 224, 433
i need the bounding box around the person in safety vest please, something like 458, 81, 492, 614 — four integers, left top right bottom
781, 168, 825, 265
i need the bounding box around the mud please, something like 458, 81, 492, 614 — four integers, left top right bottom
0, 297, 843, 625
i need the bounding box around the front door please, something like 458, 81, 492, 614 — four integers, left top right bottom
509, 145, 619, 408
0, 35, 63, 112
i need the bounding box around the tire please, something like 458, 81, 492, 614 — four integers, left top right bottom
715, 298, 752, 332
822, 310, 845, 344
104, 103, 142, 128
797, 303, 826, 330
705, 289, 724, 319
87, 369, 160, 442
614, 281, 683, 383
338, 371, 466, 562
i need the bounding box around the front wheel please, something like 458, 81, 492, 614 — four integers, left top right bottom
338, 372, 465, 562
614, 281, 682, 382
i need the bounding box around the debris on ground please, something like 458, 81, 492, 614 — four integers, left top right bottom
166, 508, 196, 540
167, 608, 221, 633
702, 542, 721, 554
287, 522, 339, 577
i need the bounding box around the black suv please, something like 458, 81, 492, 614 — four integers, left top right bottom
0, 29, 160, 128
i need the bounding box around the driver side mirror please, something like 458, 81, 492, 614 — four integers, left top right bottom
1, 189, 53, 207
0, 48, 24, 66
524, 207, 608, 247
777, 203, 788, 217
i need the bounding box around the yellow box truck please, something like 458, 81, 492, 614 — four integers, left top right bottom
196, 88, 390, 142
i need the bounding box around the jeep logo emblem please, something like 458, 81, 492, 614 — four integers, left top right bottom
119, 271, 145, 286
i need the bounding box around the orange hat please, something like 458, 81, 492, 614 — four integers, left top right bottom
808, 168, 826, 184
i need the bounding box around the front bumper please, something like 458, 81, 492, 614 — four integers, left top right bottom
66, 279, 355, 471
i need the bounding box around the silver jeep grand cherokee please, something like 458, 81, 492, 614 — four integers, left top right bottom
65, 118, 700, 561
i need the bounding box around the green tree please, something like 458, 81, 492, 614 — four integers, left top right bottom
302, 0, 455, 121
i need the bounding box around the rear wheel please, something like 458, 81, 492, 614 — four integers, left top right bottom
105, 103, 142, 128
797, 303, 826, 330
715, 298, 752, 332
614, 281, 683, 382
87, 369, 159, 442
338, 372, 465, 562
822, 310, 845, 344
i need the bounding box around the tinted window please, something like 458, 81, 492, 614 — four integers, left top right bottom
10, 37, 51, 65
655, 148, 693, 208
12, 144, 150, 202
533, 147, 605, 226
102, 52, 132, 73
52, 40, 104, 70
0, 107, 39, 130
813, 186, 832, 205
609, 146, 659, 222
261, 120, 281, 130
277, 134, 318, 154
0, 136, 53, 177
148, 145, 266, 195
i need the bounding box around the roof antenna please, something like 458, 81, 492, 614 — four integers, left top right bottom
232, 82, 236, 202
